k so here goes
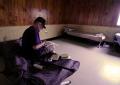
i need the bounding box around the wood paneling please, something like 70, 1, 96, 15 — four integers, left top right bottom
47, 0, 65, 24
0, 0, 65, 26
63, 0, 120, 26
0, 0, 120, 26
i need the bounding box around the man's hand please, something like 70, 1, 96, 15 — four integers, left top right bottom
33, 41, 45, 50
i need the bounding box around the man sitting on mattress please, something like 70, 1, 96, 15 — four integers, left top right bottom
22, 17, 57, 63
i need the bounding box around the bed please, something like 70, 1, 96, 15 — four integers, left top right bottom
64, 27, 106, 47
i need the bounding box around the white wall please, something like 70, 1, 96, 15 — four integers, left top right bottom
67, 25, 120, 42
0, 25, 64, 42
1, 24, 120, 42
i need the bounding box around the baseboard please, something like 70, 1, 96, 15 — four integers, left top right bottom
45, 36, 62, 41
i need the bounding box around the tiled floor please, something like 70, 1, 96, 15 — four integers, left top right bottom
52, 38, 120, 85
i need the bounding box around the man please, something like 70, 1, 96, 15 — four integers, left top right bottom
22, 17, 55, 62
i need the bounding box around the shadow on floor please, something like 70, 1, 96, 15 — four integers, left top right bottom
58, 36, 120, 58
61, 35, 99, 48
105, 44, 120, 58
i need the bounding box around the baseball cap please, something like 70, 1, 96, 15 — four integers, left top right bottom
34, 17, 46, 28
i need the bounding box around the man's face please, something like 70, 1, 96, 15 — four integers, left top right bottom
36, 22, 44, 31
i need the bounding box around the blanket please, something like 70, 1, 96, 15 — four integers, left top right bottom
16, 56, 80, 85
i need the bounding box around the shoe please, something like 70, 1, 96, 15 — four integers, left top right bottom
60, 54, 71, 59
50, 53, 60, 60
61, 80, 71, 85
33, 64, 43, 70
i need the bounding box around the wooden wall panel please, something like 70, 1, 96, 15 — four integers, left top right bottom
0, 0, 32, 26
0, 0, 65, 26
63, 0, 120, 26
0, 0, 120, 26
47, 0, 65, 24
